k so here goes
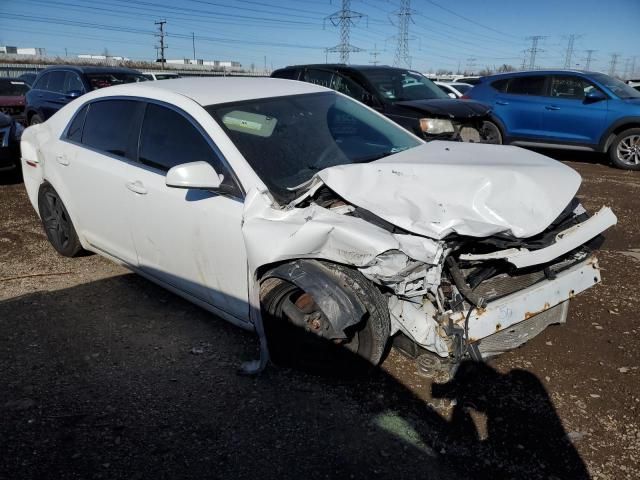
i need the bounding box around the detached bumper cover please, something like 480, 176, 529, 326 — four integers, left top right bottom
450, 255, 601, 343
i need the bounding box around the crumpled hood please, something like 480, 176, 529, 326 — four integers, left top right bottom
393, 98, 490, 119
316, 141, 582, 239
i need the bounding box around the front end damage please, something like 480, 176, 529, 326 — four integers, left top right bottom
241, 143, 617, 369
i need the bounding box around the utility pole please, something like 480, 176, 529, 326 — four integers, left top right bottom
324, 0, 366, 64
155, 20, 167, 67
391, 0, 414, 68
526, 36, 545, 70
369, 44, 382, 65
192, 32, 196, 61
264, 55, 267, 74
563, 34, 579, 69
65, 47, 68, 57
631, 56, 637, 78
608, 53, 620, 77
584, 49, 596, 70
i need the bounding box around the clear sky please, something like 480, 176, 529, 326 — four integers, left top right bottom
1, 0, 639, 75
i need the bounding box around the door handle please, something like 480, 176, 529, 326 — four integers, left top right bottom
55, 153, 69, 166
495, 100, 509, 105
126, 180, 147, 195
545, 105, 561, 110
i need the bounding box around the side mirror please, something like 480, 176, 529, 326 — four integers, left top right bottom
65, 90, 83, 99
584, 90, 606, 103
166, 161, 222, 190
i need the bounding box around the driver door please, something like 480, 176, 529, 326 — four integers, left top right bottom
127, 102, 249, 320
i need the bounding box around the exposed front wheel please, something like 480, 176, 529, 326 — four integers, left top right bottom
37, 184, 83, 257
609, 128, 640, 170
29, 114, 43, 126
260, 262, 390, 372
480, 121, 503, 145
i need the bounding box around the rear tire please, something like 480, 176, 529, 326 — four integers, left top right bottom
37, 184, 83, 257
260, 262, 390, 373
609, 128, 640, 170
29, 114, 43, 126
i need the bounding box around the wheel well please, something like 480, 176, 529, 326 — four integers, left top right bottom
604, 123, 640, 152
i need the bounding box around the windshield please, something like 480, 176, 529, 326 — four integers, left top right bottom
86, 73, 147, 90
591, 73, 640, 99
361, 69, 449, 102
0, 80, 29, 96
207, 92, 421, 203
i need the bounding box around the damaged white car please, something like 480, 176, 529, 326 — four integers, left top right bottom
20, 78, 617, 371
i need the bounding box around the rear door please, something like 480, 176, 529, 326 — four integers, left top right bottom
493, 75, 548, 138
539, 75, 608, 145
127, 102, 249, 319
58, 99, 144, 265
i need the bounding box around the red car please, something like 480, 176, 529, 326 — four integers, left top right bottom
0, 77, 29, 125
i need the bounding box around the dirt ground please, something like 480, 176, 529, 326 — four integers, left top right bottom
1, 153, 639, 479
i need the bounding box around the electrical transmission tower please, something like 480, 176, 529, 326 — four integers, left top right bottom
466, 57, 477, 74
584, 49, 596, 70
631, 56, 637, 77
325, 0, 366, 64
391, 0, 414, 68
369, 44, 382, 65
525, 36, 545, 70
563, 34, 580, 69
608, 53, 620, 77
155, 20, 167, 67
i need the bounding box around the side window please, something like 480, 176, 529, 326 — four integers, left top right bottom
138, 103, 236, 191
66, 104, 88, 142
81, 100, 141, 158
303, 69, 334, 88
64, 72, 85, 94
332, 73, 370, 104
549, 76, 594, 100
491, 79, 509, 92
47, 71, 66, 94
33, 73, 50, 91
507, 76, 546, 96
271, 69, 298, 80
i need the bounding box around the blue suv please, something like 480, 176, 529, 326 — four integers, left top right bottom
466, 70, 640, 170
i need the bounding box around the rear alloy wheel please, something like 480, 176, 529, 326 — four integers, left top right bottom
610, 128, 640, 170
260, 263, 390, 373
480, 120, 503, 145
30, 114, 43, 126
37, 185, 83, 257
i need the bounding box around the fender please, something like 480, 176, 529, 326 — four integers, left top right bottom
262, 259, 367, 339
598, 116, 640, 152
486, 113, 510, 142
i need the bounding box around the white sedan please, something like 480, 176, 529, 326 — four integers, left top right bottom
21, 77, 616, 371
435, 81, 474, 98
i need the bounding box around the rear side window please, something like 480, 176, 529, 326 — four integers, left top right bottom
81, 100, 141, 158
66, 104, 88, 142
491, 79, 509, 92
47, 71, 66, 93
33, 73, 50, 90
507, 76, 546, 95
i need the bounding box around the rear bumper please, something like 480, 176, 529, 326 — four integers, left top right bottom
449, 255, 600, 347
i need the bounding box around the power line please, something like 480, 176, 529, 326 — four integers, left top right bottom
155, 19, 167, 66
391, 0, 414, 68
324, 0, 367, 64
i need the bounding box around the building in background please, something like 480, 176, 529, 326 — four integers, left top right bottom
0, 46, 46, 56
165, 59, 242, 71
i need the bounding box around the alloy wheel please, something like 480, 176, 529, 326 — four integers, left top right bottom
616, 134, 640, 166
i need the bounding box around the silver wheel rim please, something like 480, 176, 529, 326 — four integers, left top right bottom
616, 134, 640, 165
481, 121, 502, 145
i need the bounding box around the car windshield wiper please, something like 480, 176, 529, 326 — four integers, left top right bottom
353, 146, 410, 163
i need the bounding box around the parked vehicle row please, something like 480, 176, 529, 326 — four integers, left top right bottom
20, 77, 616, 371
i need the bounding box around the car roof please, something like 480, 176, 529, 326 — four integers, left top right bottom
86, 77, 331, 106
277, 64, 419, 73
38, 65, 143, 75
481, 69, 603, 81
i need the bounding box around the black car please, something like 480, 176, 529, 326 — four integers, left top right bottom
25, 65, 147, 125
0, 112, 23, 173
271, 64, 500, 143
18, 72, 38, 87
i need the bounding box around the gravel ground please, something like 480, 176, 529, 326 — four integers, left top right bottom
1, 153, 639, 479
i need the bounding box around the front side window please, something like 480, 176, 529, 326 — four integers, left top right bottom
207, 92, 421, 203
138, 103, 239, 194
64, 73, 85, 94
549, 76, 597, 100
507, 76, 546, 96
32, 73, 50, 91
332, 73, 370, 104
303, 69, 334, 88
81, 100, 141, 158
361, 69, 448, 101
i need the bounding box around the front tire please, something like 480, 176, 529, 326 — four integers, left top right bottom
29, 114, 43, 126
37, 184, 83, 257
481, 120, 503, 145
260, 262, 390, 372
609, 128, 640, 170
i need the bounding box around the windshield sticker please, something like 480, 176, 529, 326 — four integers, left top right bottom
222, 111, 277, 137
